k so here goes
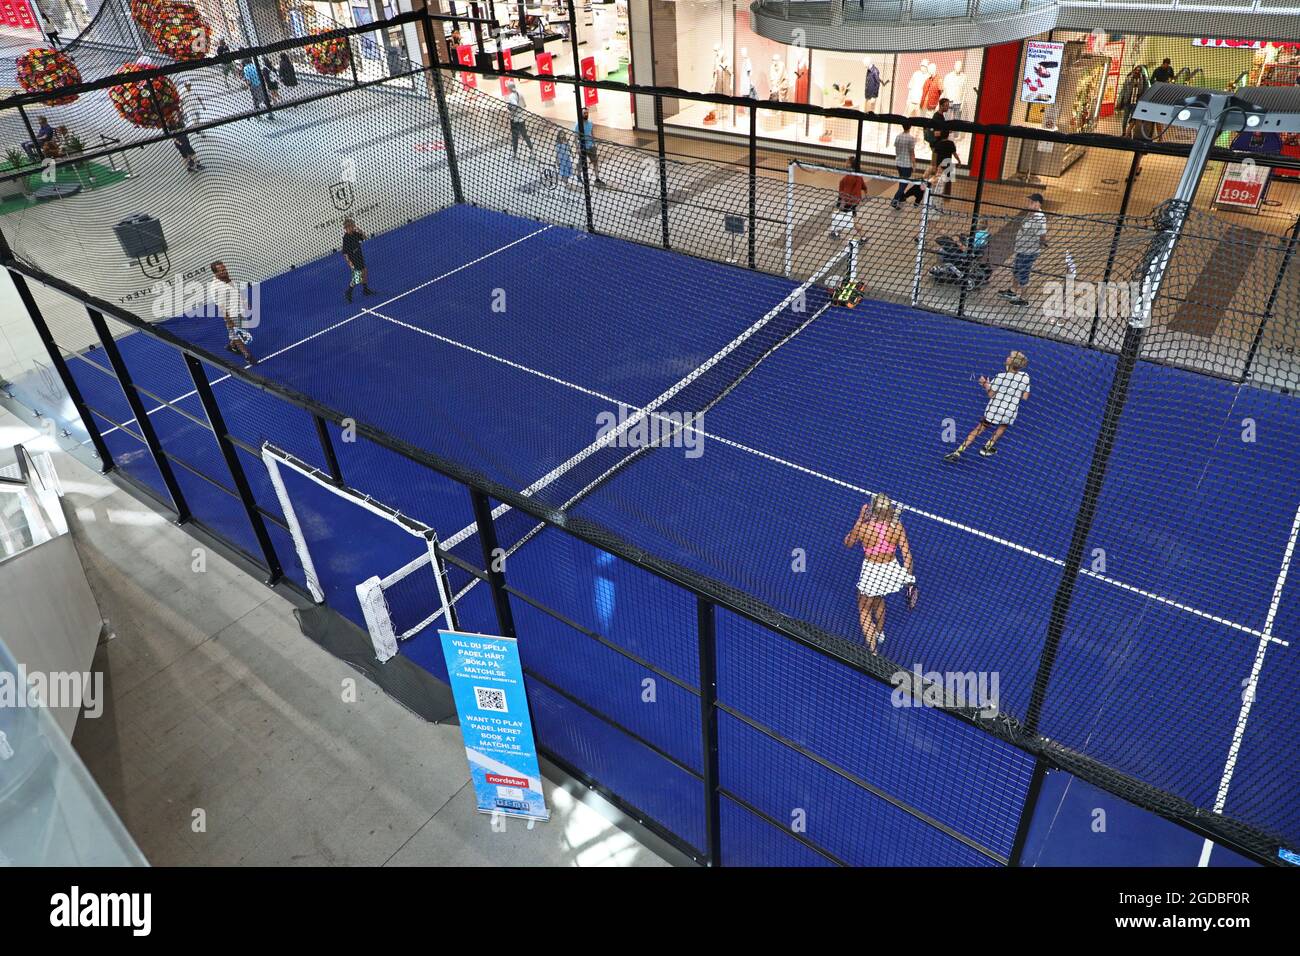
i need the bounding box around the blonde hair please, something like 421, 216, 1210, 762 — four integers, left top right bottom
870, 494, 894, 519
1007, 351, 1028, 371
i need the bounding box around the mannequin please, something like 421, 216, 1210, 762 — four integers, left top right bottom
706, 44, 732, 125
793, 49, 810, 104
711, 43, 732, 95
907, 59, 929, 115
740, 47, 756, 99
942, 60, 968, 108
768, 54, 789, 101
920, 62, 942, 112
862, 56, 887, 110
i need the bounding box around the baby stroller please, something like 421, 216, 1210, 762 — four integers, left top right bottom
929, 227, 992, 291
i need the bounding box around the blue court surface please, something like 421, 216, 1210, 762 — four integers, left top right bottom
50, 203, 1300, 855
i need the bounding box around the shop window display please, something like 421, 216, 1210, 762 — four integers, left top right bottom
655, 0, 981, 167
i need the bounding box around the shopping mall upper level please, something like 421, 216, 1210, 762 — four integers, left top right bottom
747, 0, 1300, 51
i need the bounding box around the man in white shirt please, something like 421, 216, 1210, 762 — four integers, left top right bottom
889, 121, 917, 208
208, 261, 256, 365
944, 350, 1030, 460
505, 81, 535, 161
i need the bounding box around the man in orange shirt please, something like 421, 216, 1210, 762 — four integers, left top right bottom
834, 159, 866, 239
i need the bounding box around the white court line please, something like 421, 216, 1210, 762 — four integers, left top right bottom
360, 302, 1286, 648
1197, 494, 1300, 866
88, 225, 553, 441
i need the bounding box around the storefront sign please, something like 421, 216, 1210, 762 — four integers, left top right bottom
1022, 40, 1065, 105
537, 51, 555, 102
455, 44, 476, 88
1193, 38, 1300, 50
1215, 161, 1270, 212
498, 47, 513, 97
439, 630, 549, 821
581, 56, 599, 106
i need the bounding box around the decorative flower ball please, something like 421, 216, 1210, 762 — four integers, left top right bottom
16, 48, 83, 105
130, 0, 212, 61
108, 61, 182, 128
306, 29, 351, 76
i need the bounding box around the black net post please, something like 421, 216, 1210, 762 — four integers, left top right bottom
419, 4, 465, 204
1027, 103, 1223, 734
1007, 759, 1048, 866
313, 414, 345, 485
957, 132, 991, 318
86, 307, 191, 523
470, 488, 516, 639
0, 263, 114, 472
15, 104, 39, 150
853, 116, 864, 171
656, 94, 669, 249
696, 596, 722, 866
182, 352, 283, 584
748, 105, 757, 269
346, 35, 361, 89
1090, 150, 1142, 348
1243, 210, 1300, 382
566, 0, 594, 233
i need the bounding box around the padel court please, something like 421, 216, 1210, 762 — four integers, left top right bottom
49, 204, 1300, 865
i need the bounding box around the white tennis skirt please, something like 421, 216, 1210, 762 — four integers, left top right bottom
857, 559, 915, 597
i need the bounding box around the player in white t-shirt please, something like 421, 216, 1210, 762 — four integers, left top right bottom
207, 261, 256, 365
944, 350, 1030, 461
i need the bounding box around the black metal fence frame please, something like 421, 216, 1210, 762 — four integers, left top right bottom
0, 9, 1291, 867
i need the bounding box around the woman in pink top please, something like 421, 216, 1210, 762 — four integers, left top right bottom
842, 494, 915, 653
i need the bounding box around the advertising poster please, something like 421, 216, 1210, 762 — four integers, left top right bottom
1022, 40, 1066, 104
1215, 160, 1270, 212
498, 47, 513, 97
581, 55, 599, 106
537, 51, 555, 102
455, 44, 476, 88
439, 630, 549, 821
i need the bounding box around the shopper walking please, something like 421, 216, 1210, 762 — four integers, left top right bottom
174, 131, 204, 172
998, 193, 1048, 306
243, 60, 270, 117
216, 39, 235, 89
574, 109, 605, 186
1152, 58, 1176, 83
890, 121, 917, 208
505, 81, 536, 161
931, 127, 959, 198
278, 52, 298, 88
341, 217, 374, 303
555, 129, 574, 189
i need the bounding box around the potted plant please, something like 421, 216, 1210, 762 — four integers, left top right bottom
60, 132, 95, 184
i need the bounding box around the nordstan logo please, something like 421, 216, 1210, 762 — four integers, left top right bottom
49, 886, 151, 936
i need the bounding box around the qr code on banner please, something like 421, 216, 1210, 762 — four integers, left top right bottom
473, 686, 508, 713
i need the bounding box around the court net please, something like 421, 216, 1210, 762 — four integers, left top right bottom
440, 239, 860, 570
